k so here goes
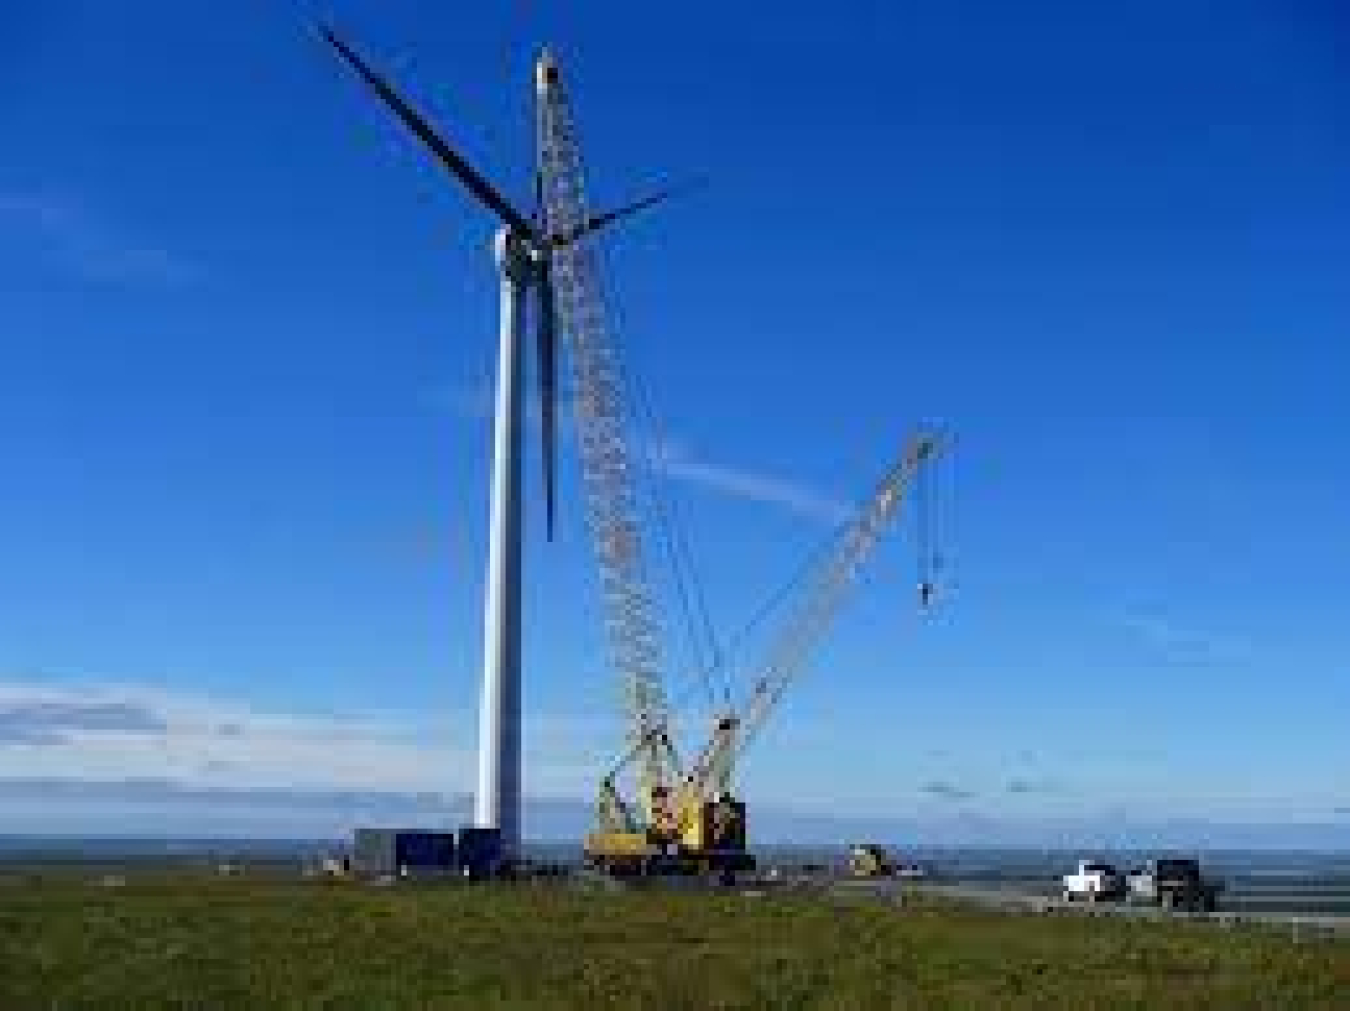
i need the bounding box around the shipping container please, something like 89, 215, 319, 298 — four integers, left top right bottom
353, 828, 456, 878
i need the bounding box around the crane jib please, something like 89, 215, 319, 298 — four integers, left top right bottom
680, 431, 946, 804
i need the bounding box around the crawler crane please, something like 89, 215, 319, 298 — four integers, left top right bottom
585, 432, 946, 875
530, 48, 948, 874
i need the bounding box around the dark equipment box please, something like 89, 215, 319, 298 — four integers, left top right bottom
353, 828, 456, 878
456, 826, 503, 880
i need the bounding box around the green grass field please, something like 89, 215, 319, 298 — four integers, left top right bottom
0, 877, 1345, 1009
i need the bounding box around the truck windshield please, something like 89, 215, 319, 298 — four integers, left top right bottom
1156, 860, 1198, 877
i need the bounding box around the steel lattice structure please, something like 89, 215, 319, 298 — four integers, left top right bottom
680, 431, 945, 805
535, 56, 673, 810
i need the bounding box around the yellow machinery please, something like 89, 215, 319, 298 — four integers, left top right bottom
585, 433, 946, 875
849, 844, 897, 878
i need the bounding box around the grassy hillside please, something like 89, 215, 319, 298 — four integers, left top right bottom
0, 877, 1345, 1009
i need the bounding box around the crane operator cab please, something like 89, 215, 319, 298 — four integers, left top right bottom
685, 791, 753, 879
706, 792, 747, 851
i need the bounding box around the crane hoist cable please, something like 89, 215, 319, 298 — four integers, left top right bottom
579, 228, 722, 717
609, 287, 723, 710
667, 509, 850, 720
914, 431, 953, 608
676, 430, 946, 812
585, 225, 726, 711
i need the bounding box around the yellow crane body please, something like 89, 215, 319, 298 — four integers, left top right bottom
587, 432, 946, 877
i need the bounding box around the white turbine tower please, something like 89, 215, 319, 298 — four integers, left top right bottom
475, 224, 530, 850
319, 28, 676, 855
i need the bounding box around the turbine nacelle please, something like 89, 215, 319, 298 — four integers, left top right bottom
492, 227, 539, 280
535, 49, 561, 98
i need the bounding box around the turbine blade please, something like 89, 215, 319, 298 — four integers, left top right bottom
318, 23, 535, 238
551, 178, 705, 247
537, 263, 558, 540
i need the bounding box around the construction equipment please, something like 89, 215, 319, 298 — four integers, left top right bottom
584, 432, 946, 875
849, 844, 898, 878
849, 844, 927, 879
536, 51, 680, 834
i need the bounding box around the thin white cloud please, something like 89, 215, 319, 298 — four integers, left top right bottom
0, 700, 168, 744
0, 676, 634, 837
1117, 610, 1246, 666
0, 676, 608, 805
2, 680, 1344, 845
650, 440, 853, 525
0, 677, 458, 793
0, 777, 459, 812
1006, 778, 1060, 796
920, 780, 976, 801
437, 380, 852, 525
0, 192, 198, 285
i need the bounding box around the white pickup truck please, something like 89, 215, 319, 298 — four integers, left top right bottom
1062, 859, 1126, 902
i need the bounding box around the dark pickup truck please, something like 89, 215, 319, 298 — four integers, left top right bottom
1126, 858, 1222, 912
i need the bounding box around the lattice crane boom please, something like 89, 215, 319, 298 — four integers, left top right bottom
534, 54, 675, 813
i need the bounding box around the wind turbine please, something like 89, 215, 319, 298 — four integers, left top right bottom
318, 25, 675, 854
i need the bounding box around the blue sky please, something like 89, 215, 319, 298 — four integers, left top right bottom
1, 0, 1347, 843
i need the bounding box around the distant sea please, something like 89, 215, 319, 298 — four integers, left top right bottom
3, 837, 1348, 915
